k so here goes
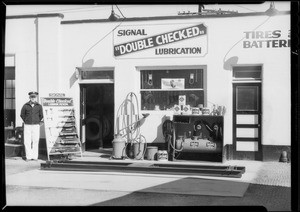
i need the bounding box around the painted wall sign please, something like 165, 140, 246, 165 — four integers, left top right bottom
243, 30, 290, 48
113, 23, 207, 58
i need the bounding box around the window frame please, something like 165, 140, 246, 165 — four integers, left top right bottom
232, 65, 262, 82
4, 67, 15, 110
137, 66, 207, 111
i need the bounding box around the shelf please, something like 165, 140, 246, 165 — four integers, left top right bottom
140, 89, 204, 91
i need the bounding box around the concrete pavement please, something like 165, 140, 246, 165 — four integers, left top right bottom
3, 150, 292, 210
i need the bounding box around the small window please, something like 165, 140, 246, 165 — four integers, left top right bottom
233, 66, 262, 80
4, 66, 15, 127
81, 70, 114, 80
236, 86, 259, 111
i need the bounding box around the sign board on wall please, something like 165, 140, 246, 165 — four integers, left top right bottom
113, 23, 208, 59
41, 97, 82, 160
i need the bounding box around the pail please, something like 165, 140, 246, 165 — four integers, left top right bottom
112, 134, 126, 159
157, 150, 168, 161
133, 142, 146, 160
192, 107, 200, 115
146, 146, 158, 160
202, 107, 210, 115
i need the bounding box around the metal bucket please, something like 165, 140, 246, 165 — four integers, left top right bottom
112, 135, 126, 159
133, 142, 146, 160
157, 150, 168, 161
146, 146, 158, 160
202, 108, 210, 115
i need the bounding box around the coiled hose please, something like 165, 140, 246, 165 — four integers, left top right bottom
114, 92, 147, 159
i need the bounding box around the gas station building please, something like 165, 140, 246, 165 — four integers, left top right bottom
4, 3, 291, 161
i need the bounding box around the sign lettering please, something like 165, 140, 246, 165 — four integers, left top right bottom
113, 23, 207, 58
243, 30, 290, 48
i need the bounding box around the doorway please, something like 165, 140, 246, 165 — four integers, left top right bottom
80, 84, 114, 150
233, 83, 262, 160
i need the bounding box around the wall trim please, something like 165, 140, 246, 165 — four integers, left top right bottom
6, 13, 64, 19
224, 144, 291, 161
60, 11, 290, 25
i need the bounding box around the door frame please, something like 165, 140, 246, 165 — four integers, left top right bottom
77, 67, 115, 151
232, 82, 262, 160
79, 85, 86, 151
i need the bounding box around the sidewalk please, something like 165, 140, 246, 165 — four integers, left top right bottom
66, 148, 292, 187
3, 149, 291, 210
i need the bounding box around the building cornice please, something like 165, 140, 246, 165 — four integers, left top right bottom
6, 13, 64, 19
5, 10, 290, 23
60, 10, 290, 25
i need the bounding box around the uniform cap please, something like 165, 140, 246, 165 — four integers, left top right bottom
28, 91, 38, 96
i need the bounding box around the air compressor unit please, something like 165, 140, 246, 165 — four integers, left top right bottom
165, 115, 224, 162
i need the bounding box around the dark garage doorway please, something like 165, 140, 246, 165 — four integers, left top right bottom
80, 84, 114, 150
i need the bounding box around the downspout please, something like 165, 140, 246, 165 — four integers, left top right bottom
35, 17, 39, 102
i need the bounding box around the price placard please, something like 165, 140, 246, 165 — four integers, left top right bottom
41, 97, 82, 160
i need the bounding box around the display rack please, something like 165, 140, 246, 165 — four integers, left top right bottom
41, 96, 82, 160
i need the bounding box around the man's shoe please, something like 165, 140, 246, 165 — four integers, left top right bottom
32, 159, 38, 161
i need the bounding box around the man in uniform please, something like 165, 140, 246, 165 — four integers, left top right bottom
20, 91, 44, 161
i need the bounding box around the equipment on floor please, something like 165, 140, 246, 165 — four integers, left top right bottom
162, 119, 183, 160
163, 115, 224, 162
279, 151, 289, 163
111, 134, 126, 159
145, 146, 158, 160
111, 92, 149, 160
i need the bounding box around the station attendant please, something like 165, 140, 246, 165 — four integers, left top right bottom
20, 91, 44, 161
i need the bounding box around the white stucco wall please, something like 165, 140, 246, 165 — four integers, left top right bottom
5, 6, 291, 146
5, 18, 37, 128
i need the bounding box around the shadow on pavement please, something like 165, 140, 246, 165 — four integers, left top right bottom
91, 182, 290, 211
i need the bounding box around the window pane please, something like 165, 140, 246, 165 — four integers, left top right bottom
141, 90, 204, 110
12, 99, 15, 109
234, 71, 261, 79
81, 71, 114, 80
5, 100, 11, 109
5, 67, 15, 80
141, 69, 203, 89
236, 86, 258, 111
6, 89, 12, 98
5, 80, 12, 88
233, 66, 261, 72
233, 66, 262, 80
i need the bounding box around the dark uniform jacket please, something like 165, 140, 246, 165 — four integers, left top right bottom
20, 101, 43, 125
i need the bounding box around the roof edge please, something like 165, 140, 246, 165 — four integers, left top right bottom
60, 10, 290, 25
6, 13, 64, 19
